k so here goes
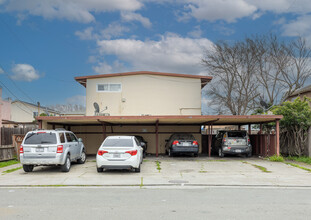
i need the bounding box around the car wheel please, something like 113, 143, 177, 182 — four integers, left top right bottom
218, 149, 224, 158
97, 167, 103, 172
168, 149, 173, 157
61, 154, 71, 172
77, 149, 86, 164
134, 165, 141, 173
247, 151, 252, 157
194, 153, 198, 157
23, 165, 34, 172
143, 151, 146, 158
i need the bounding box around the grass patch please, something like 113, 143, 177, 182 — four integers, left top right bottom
199, 163, 207, 173
0, 159, 20, 168
143, 159, 150, 162
286, 156, 311, 165
209, 159, 227, 162
268, 155, 285, 162
2, 166, 22, 174
89, 160, 96, 162
140, 177, 144, 188
285, 162, 311, 172
155, 160, 161, 173
242, 161, 271, 173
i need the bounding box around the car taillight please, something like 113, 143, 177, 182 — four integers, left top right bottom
20, 145, 24, 154
192, 141, 198, 145
57, 145, 63, 153
248, 138, 250, 143
125, 150, 137, 156
223, 138, 226, 143
97, 150, 108, 156
172, 140, 179, 145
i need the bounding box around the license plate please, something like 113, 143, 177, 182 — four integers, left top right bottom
113, 154, 121, 158
235, 149, 242, 153
182, 142, 190, 146
36, 148, 44, 152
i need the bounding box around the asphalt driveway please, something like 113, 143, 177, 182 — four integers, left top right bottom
1, 156, 311, 187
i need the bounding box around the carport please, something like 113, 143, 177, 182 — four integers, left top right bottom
37, 114, 282, 157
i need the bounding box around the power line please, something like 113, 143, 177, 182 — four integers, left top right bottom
0, 79, 35, 114
0, 63, 37, 103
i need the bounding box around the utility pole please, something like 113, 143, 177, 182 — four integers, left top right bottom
37, 102, 40, 116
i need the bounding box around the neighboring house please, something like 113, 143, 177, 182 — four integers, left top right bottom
287, 85, 311, 104
11, 100, 61, 123
75, 71, 209, 116
0, 88, 12, 129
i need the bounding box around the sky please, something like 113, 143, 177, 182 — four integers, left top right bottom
0, 0, 311, 113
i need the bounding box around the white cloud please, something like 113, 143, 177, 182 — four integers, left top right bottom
0, 67, 4, 74
282, 15, 311, 37
66, 95, 86, 106
93, 60, 126, 74
11, 64, 40, 82
75, 27, 96, 40
100, 23, 130, 39
182, 0, 257, 23
96, 33, 213, 74
121, 11, 152, 28
75, 23, 130, 40
2, 0, 143, 23
187, 25, 202, 38
176, 0, 311, 23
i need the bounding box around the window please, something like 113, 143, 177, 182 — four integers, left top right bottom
65, 133, 72, 142
103, 139, 133, 147
24, 133, 57, 144
59, 133, 65, 143
69, 133, 78, 142
97, 83, 121, 92
33, 112, 38, 118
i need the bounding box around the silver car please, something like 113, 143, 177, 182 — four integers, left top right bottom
20, 129, 87, 172
214, 130, 252, 157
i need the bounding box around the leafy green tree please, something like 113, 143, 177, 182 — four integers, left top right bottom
272, 97, 311, 156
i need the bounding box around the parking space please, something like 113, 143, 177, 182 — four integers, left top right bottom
1, 156, 311, 187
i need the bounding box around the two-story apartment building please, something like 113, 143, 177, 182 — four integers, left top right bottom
38, 71, 283, 156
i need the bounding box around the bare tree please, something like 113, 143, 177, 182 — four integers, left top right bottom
202, 34, 311, 114
202, 40, 259, 115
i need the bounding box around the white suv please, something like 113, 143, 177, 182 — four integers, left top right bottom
20, 129, 87, 172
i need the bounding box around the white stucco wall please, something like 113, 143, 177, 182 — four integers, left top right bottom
85, 75, 202, 116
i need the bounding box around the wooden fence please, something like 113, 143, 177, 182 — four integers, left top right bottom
0, 126, 37, 161
0, 145, 15, 161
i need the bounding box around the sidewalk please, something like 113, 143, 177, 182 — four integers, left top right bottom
0, 156, 311, 187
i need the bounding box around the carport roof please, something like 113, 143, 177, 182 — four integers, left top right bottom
37, 115, 283, 126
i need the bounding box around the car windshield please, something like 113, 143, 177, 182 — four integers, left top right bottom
103, 139, 133, 147
24, 132, 57, 144
227, 131, 246, 138
171, 134, 195, 140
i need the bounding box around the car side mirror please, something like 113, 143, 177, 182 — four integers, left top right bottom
140, 142, 146, 146
78, 138, 83, 142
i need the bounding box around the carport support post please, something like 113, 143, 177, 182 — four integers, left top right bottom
208, 124, 212, 157
38, 120, 42, 129
248, 124, 251, 134
276, 119, 280, 156
102, 123, 106, 140
155, 120, 159, 157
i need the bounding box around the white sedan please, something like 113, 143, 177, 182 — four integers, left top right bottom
96, 136, 143, 172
